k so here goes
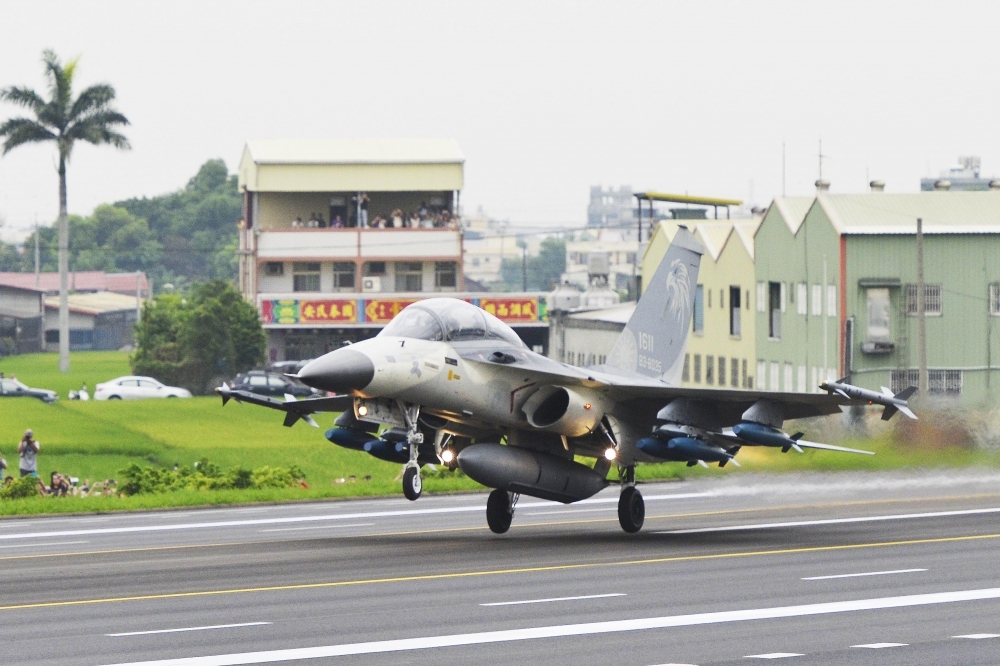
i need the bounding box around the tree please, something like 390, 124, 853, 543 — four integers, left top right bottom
498, 237, 567, 291
132, 281, 266, 393
0, 50, 129, 372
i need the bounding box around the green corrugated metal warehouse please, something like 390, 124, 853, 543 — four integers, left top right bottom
755, 187, 1000, 406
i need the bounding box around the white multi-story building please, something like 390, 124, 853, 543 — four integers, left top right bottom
237, 139, 549, 360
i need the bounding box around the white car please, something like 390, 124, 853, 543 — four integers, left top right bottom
94, 376, 192, 400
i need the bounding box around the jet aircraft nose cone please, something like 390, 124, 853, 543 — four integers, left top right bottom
297, 348, 375, 394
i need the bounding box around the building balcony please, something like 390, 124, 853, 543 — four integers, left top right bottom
253, 227, 462, 261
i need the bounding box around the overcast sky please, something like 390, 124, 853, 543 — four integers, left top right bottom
1, 0, 998, 240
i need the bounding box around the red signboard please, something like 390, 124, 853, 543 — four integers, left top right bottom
480, 298, 538, 322
299, 300, 356, 323
364, 299, 419, 324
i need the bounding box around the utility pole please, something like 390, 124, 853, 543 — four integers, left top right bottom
916, 217, 928, 395
135, 270, 142, 323
519, 239, 527, 291
34, 216, 40, 288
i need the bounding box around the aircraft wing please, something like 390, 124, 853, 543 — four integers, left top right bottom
216, 384, 353, 427
459, 349, 858, 422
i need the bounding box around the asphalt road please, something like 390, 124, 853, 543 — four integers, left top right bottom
3, 469, 1000, 666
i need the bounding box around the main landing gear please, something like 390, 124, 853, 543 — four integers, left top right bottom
617, 465, 644, 533
400, 402, 423, 501
486, 489, 518, 534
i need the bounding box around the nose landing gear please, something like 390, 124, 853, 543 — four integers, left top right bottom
400, 401, 423, 501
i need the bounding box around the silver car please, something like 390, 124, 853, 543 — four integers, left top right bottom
94, 376, 192, 400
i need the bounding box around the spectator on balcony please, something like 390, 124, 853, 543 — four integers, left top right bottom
408, 212, 420, 228
359, 193, 370, 228
371, 215, 387, 229
331, 215, 344, 228
291, 216, 303, 228
317, 214, 328, 228
306, 213, 318, 228
391, 209, 403, 228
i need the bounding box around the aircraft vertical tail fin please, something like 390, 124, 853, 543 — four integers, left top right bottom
605, 226, 704, 383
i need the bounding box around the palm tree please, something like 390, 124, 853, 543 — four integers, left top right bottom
0, 49, 129, 372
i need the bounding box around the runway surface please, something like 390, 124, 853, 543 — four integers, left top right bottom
4, 468, 1000, 666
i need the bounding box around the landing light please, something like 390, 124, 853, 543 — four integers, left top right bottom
603, 447, 617, 461
357, 404, 369, 416
440, 449, 455, 464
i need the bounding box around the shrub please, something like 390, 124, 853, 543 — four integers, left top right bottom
118, 459, 305, 496
0, 476, 40, 499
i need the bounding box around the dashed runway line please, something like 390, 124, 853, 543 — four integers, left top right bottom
851, 642, 908, 648
801, 568, 926, 580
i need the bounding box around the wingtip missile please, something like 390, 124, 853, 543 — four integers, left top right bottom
820, 379, 917, 420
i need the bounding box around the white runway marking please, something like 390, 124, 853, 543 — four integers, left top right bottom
954, 633, 1000, 639
0, 540, 88, 549
96, 586, 1000, 666
106, 622, 272, 637
802, 568, 927, 581
258, 523, 375, 533
661, 507, 1000, 534
851, 643, 907, 648
745, 654, 803, 659
481, 593, 626, 606
0, 492, 712, 541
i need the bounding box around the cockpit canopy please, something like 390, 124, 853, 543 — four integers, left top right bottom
378, 298, 525, 347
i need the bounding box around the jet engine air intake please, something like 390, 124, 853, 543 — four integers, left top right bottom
522, 386, 600, 437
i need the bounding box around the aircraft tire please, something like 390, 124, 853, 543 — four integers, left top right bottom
402, 466, 422, 501
618, 486, 645, 533
486, 489, 513, 534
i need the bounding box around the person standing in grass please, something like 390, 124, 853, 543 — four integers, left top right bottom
18, 429, 39, 478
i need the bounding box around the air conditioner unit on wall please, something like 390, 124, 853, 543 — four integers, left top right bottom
362, 276, 381, 292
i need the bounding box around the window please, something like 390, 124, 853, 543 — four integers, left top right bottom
796, 283, 807, 315
768, 282, 782, 339
435, 261, 458, 290
395, 262, 423, 291
811, 367, 819, 393
707, 288, 712, 309
827, 284, 837, 317
756, 282, 766, 312
742, 359, 748, 389
706, 355, 714, 385
891, 369, 963, 395
718, 356, 726, 387
784, 362, 793, 392
769, 362, 779, 391
249, 375, 268, 388
812, 284, 822, 316
694, 354, 702, 383
991, 283, 1000, 315
264, 262, 284, 277
905, 284, 942, 315
333, 262, 355, 291
730, 286, 742, 336
719, 289, 725, 309
757, 360, 767, 389
693, 285, 704, 334
746, 290, 751, 310
682, 354, 690, 382
731, 358, 739, 388
293, 262, 320, 292
797, 365, 806, 393
364, 261, 387, 276
866, 288, 891, 341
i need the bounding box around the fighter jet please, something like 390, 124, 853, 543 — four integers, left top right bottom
218, 227, 916, 534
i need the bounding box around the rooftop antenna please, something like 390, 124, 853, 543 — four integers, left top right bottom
818, 138, 826, 181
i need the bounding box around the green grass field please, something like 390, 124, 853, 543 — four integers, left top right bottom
0, 351, 997, 515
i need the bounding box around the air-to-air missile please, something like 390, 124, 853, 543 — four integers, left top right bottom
820, 378, 918, 421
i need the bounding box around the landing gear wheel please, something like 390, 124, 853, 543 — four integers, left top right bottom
486, 489, 513, 534
618, 486, 645, 533
402, 466, 422, 501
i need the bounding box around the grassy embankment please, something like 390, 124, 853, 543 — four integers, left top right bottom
0, 351, 996, 515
